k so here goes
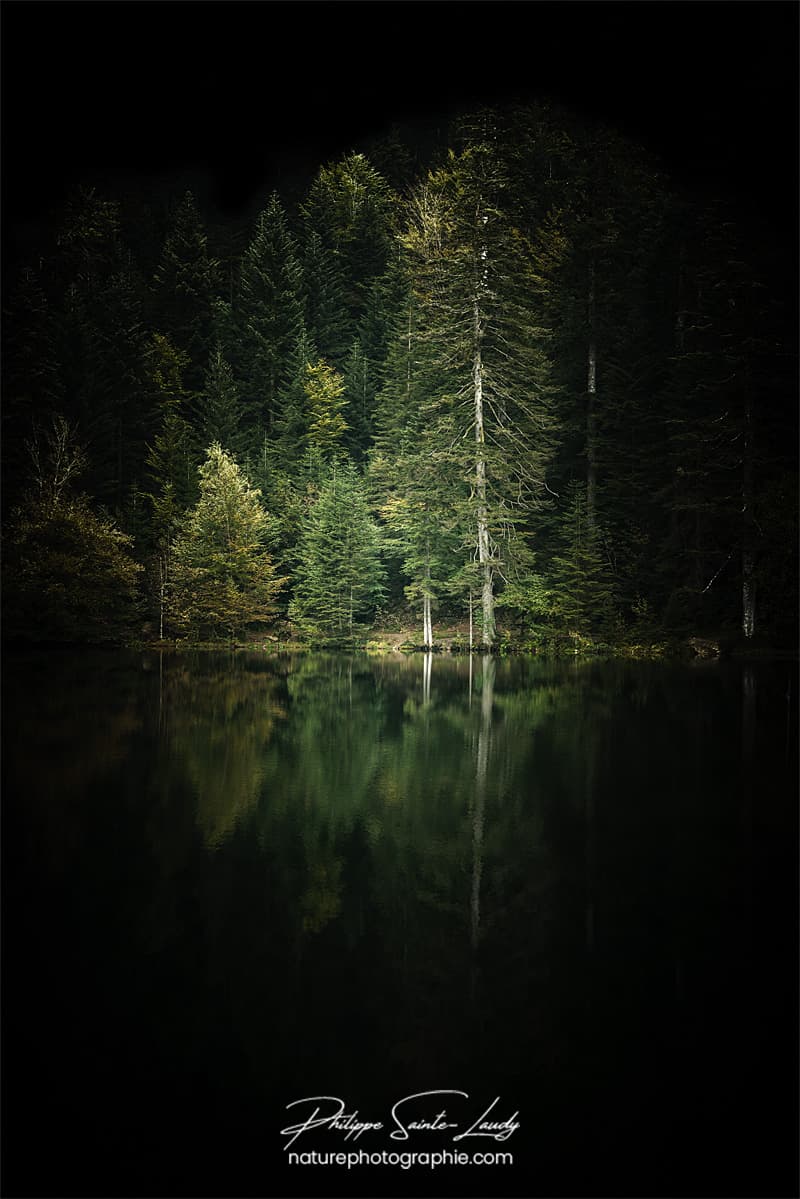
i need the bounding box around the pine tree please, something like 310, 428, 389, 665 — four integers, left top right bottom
167, 443, 285, 642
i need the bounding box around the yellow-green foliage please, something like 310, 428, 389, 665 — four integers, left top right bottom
167, 443, 285, 642
304, 360, 348, 456
4, 494, 142, 643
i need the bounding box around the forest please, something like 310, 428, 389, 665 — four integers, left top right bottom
3, 102, 797, 653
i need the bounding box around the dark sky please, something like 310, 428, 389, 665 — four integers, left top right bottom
2, 0, 797, 232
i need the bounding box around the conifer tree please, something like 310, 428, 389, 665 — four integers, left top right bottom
3, 415, 142, 643
301, 229, 352, 364
273, 328, 318, 469
231, 193, 304, 435
341, 340, 374, 461
304, 359, 348, 464
196, 345, 245, 460
402, 112, 559, 647
301, 154, 397, 324
153, 190, 220, 397
167, 443, 284, 642
290, 462, 385, 641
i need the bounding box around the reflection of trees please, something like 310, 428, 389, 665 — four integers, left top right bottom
160, 654, 286, 846
256, 655, 388, 938
3, 651, 144, 873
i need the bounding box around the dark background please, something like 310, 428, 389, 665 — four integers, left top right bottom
2, 0, 797, 234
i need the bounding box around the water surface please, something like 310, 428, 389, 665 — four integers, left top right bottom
3, 650, 797, 1197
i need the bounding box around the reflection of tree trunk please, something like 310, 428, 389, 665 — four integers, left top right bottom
422, 652, 432, 708
471, 656, 494, 954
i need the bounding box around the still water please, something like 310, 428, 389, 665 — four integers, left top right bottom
3, 650, 797, 1197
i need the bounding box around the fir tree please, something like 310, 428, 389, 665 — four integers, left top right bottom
231, 193, 304, 435
153, 190, 220, 396
402, 112, 559, 646
304, 359, 348, 464
290, 462, 385, 641
167, 443, 285, 642
301, 229, 352, 364
196, 345, 245, 460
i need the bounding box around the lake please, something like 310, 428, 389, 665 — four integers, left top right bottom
2, 649, 797, 1197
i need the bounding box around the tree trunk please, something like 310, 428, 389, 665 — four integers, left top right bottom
474, 335, 495, 648
586, 259, 598, 534
422, 556, 432, 648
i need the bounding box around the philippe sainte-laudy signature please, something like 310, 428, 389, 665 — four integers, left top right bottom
281, 1092, 520, 1150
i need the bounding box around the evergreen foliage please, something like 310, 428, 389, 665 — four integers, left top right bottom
167, 443, 284, 642
290, 463, 385, 641
153, 190, 220, 395
2, 103, 795, 648
3, 415, 142, 643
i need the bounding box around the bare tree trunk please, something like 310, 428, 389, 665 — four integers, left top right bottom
474, 335, 495, 648
422, 556, 432, 648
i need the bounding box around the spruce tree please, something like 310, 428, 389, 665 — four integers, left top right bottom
290, 462, 385, 641
301, 153, 397, 325
196, 345, 245, 461
231, 193, 304, 436
153, 190, 220, 397
301, 229, 352, 364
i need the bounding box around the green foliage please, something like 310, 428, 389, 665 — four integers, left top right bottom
290, 463, 385, 641
153, 190, 220, 394
4, 495, 142, 644
232, 193, 304, 432
167, 443, 285, 642
548, 481, 617, 634
301, 229, 352, 364
3, 416, 142, 643
196, 345, 245, 459
301, 153, 397, 321
144, 333, 195, 544
273, 329, 318, 468
304, 359, 348, 460
2, 106, 795, 648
